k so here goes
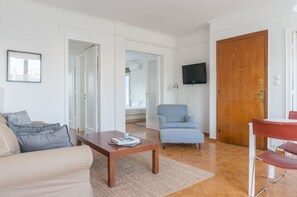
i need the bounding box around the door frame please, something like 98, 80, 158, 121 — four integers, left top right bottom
146, 58, 159, 130
286, 28, 297, 115
64, 36, 101, 132
83, 45, 99, 133
216, 30, 268, 143
68, 55, 78, 130
124, 49, 163, 130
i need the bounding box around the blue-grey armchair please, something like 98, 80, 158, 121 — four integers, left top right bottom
157, 104, 204, 149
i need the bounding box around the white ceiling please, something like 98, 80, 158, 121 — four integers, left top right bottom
29, 0, 280, 36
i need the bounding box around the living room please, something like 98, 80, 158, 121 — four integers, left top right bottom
1, 0, 297, 196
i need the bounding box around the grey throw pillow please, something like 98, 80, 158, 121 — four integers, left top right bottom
7, 122, 61, 134
16, 125, 72, 152
3, 110, 32, 125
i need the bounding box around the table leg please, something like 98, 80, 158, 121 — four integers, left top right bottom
77, 140, 82, 146
248, 123, 255, 197
152, 148, 159, 174
108, 155, 115, 187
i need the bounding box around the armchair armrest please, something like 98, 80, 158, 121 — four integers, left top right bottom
158, 115, 166, 125
0, 145, 93, 188
185, 115, 195, 123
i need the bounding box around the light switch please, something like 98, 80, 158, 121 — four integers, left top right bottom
274, 75, 281, 80
274, 81, 281, 86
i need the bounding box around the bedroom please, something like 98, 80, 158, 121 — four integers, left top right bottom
125, 50, 159, 130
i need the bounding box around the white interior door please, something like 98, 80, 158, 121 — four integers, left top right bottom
84, 45, 98, 132
146, 59, 158, 130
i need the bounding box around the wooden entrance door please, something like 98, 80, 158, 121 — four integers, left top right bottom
217, 30, 268, 149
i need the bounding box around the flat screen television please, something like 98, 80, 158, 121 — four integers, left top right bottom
182, 62, 207, 84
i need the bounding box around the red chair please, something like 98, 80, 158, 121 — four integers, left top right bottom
277, 111, 297, 155
251, 118, 297, 197
289, 111, 297, 119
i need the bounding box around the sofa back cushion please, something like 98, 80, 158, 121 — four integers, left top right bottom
7, 122, 61, 134
16, 125, 73, 152
0, 123, 21, 157
2, 110, 32, 125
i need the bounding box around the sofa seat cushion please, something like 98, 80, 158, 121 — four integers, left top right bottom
16, 125, 73, 152
160, 122, 197, 129
160, 128, 204, 144
0, 124, 20, 157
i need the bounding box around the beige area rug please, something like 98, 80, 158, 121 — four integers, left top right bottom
90, 150, 214, 197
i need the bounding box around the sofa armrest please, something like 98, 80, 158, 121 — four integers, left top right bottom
0, 145, 93, 188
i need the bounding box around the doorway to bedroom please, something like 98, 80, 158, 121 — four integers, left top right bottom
125, 50, 159, 130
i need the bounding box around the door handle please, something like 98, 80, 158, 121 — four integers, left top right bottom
255, 90, 264, 103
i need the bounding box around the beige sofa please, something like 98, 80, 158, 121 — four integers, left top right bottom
0, 115, 93, 197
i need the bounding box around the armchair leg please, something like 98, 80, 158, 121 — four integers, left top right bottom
195, 143, 201, 150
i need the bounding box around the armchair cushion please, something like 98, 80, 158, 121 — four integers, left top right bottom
160, 122, 197, 129
160, 128, 204, 144
158, 104, 188, 123
158, 104, 197, 129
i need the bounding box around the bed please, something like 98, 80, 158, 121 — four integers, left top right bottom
125, 106, 146, 122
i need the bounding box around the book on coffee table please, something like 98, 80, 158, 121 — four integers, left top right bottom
111, 136, 141, 146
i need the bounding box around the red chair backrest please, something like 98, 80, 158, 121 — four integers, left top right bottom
252, 118, 297, 141
289, 111, 297, 120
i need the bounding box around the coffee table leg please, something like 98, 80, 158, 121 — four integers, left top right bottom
152, 148, 159, 174
108, 155, 115, 187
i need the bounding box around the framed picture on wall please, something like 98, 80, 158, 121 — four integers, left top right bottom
7, 50, 42, 83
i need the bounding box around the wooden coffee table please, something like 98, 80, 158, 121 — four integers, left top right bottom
76, 130, 159, 187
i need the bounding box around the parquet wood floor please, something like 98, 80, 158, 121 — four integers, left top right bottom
126, 123, 297, 197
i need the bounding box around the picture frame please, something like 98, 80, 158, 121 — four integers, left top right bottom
7, 50, 42, 83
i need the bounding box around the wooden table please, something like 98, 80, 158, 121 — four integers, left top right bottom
76, 131, 159, 187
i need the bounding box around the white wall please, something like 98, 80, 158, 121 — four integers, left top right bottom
0, 0, 175, 132
208, 0, 297, 139
175, 30, 210, 133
